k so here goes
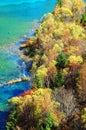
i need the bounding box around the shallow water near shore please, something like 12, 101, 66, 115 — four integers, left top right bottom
0, 0, 57, 129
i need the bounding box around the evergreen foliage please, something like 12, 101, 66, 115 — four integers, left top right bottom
56, 52, 68, 68
55, 71, 64, 87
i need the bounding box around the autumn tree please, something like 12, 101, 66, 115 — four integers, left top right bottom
72, 0, 85, 21
8, 89, 64, 130
77, 62, 86, 102
54, 6, 73, 22
65, 55, 83, 88
53, 87, 76, 118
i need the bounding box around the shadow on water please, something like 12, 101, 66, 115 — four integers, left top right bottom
0, 111, 9, 130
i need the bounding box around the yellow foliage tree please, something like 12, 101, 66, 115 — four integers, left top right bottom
54, 7, 73, 21
68, 55, 83, 66
67, 23, 85, 39
72, 0, 85, 18
36, 65, 47, 78
8, 88, 64, 130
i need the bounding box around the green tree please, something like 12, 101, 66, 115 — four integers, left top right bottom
56, 52, 68, 69
55, 71, 65, 87
36, 75, 44, 88
81, 11, 86, 24
58, 0, 63, 7
6, 110, 18, 130
41, 113, 53, 130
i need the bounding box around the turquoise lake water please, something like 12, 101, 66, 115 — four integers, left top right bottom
0, 0, 57, 129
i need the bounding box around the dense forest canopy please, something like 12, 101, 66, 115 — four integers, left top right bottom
7, 0, 86, 130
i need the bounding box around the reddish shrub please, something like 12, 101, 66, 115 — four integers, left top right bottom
19, 89, 36, 97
